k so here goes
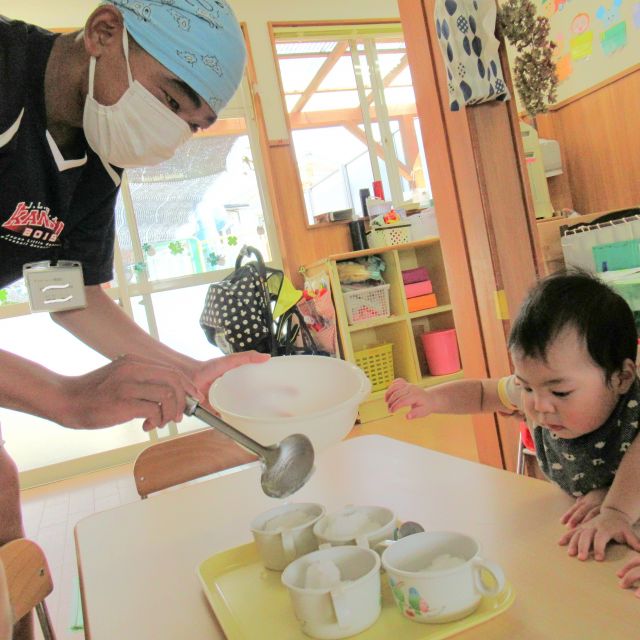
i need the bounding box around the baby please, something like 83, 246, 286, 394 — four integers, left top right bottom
386, 270, 640, 594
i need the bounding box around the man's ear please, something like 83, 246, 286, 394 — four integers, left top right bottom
614, 358, 637, 394
83, 5, 124, 58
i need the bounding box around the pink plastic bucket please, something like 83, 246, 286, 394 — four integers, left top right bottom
421, 328, 461, 375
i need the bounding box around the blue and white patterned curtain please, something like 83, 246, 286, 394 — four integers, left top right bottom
434, 0, 510, 111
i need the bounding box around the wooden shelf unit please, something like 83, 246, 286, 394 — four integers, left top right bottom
304, 238, 462, 422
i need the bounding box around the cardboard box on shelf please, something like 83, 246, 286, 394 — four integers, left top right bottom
404, 280, 433, 298
407, 293, 438, 313
401, 267, 429, 284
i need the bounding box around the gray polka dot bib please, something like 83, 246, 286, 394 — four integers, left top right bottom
533, 380, 640, 497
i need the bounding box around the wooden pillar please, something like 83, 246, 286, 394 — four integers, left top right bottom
399, 0, 543, 470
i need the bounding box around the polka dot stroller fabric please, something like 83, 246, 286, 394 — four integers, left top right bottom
434, 0, 510, 111
200, 245, 325, 356
200, 246, 275, 355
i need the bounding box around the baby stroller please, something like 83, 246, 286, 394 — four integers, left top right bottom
200, 245, 326, 356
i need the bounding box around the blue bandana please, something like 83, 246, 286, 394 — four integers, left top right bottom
104, 0, 246, 114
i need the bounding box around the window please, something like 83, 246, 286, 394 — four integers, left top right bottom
273, 23, 433, 225
116, 122, 271, 285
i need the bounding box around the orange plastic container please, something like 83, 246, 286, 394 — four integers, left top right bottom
407, 293, 437, 312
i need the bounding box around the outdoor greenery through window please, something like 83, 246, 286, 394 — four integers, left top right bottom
273, 23, 433, 225
116, 122, 271, 285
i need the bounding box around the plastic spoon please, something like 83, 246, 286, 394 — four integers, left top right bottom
184, 397, 315, 499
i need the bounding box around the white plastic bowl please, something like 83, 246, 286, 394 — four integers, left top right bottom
209, 355, 371, 451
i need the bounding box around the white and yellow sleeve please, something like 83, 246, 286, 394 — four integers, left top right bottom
497, 376, 520, 413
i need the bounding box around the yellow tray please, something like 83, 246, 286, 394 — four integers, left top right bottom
197, 542, 515, 639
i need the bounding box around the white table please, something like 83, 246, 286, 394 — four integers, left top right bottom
75, 435, 640, 639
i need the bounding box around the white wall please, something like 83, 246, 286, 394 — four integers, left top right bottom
0, 0, 99, 27
0, 0, 400, 138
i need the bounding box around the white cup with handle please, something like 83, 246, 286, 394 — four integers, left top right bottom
251, 503, 325, 571
313, 505, 396, 550
281, 545, 381, 640
381, 530, 506, 624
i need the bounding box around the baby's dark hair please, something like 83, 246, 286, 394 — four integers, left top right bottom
508, 269, 637, 382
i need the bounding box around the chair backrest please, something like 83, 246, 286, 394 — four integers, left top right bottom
133, 429, 256, 499
0, 538, 56, 640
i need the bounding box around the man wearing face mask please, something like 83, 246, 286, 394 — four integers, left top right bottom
0, 3, 264, 637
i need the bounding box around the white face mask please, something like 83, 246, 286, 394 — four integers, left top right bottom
83, 29, 192, 169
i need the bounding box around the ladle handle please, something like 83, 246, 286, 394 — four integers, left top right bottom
184, 397, 271, 458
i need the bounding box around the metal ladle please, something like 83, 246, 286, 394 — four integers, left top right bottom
375, 521, 425, 560
394, 521, 425, 540
184, 397, 315, 499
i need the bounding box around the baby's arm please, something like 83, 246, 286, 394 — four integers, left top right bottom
560, 489, 607, 528
618, 555, 640, 598
558, 436, 640, 560
385, 378, 504, 419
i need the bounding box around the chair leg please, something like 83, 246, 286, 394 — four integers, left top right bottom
35, 601, 56, 640
516, 435, 525, 476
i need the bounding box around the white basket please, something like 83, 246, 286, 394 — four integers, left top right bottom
369, 224, 412, 248
343, 284, 391, 324
409, 208, 439, 240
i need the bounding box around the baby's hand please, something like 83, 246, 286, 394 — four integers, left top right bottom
617, 554, 640, 598
558, 507, 640, 561
561, 488, 607, 529
385, 378, 431, 419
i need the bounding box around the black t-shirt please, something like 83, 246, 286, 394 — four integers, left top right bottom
0, 17, 122, 289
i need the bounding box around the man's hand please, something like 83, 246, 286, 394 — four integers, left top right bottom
59, 354, 204, 431
561, 488, 607, 529
558, 506, 640, 561
192, 351, 270, 407
617, 554, 640, 597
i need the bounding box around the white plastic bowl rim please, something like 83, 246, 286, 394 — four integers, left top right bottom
210, 356, 372, 423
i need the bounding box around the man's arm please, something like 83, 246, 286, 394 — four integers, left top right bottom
601, 434, 640, 524
51, 285, 268, 400
1, 285, 266, 430
51, 285, 199, 375
0, 559, 11, 640
0, 346, 202, 430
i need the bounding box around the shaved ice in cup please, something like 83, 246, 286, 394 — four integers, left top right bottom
304, 560, 342, 589
282, 545, 381, 639
264, 509, 317, 532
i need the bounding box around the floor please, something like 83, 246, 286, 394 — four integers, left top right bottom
19, 411, 477, 639
20, 466, 140, 640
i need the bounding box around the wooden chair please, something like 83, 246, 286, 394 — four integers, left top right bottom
516, 432, 537, 475
0, 538, 56, 640
516, 421, 540, 477
133, 429, 256, 499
